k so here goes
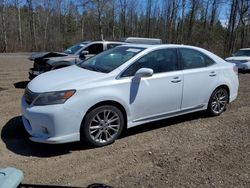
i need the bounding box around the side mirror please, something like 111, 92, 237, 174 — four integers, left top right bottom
79, 50, 89, 60
135, 68, 153, 78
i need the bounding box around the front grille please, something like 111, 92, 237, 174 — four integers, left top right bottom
33, 60, 52, 71
24, 88, 39, 105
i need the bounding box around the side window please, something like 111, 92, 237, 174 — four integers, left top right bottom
179, 48, 215, 69
107, 43, 122, 49
122, 48, 178, 77
85, 44, 104, 54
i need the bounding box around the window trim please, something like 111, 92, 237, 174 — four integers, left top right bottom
80, 43, 104, 55
119, 48, 180, 78
177, 48, 216, 70
106, 43, 123, 50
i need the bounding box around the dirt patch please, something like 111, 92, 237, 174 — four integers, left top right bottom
0, 54, 249, 188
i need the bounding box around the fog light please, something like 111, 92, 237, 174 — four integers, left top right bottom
41, 127, 49, 134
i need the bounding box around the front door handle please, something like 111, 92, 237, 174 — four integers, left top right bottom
171, 77, 181, 83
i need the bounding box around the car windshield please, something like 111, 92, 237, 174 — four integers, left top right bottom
64, 43, 87, 54
234, 50, 250, 57
78, 46, 145, 73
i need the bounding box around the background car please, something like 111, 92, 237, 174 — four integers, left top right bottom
22, 44, 238, 147
28, 40, 126, 79
225, 48, 250, 71
28, 37, 162, 79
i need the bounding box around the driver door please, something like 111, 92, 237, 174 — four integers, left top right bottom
120, 48, 183, 122
76, 43, 104, 63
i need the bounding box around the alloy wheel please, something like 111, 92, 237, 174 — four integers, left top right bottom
89, 109, 121, 144
211, 88, 228, 114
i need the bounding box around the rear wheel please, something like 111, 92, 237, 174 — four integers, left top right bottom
81, 105, 124, 147
207, 87, 229, 116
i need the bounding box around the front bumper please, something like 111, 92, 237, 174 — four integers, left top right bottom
29, 68, 45, 79
29, 60, 53, 79
21, 97, 81, 144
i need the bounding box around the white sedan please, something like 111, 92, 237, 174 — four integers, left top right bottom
225, 48, 250, 71
21, 44, 239, 146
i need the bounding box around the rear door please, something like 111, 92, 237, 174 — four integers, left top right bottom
179, 48, 219, 110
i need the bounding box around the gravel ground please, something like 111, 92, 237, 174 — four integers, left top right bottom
0, 54, 249, 188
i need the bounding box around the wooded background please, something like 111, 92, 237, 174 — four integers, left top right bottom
0, 0, 249, 57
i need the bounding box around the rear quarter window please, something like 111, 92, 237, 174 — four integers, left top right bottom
179, 48, 215, 69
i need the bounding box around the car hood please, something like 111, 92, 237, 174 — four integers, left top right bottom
46, 55, 77, 65
225, 56, 250, 61
29, 52, 68, 61
28, 65, 107, 93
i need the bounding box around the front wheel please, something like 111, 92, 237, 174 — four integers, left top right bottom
207, 87, 229, 116
81, 105, 124, 147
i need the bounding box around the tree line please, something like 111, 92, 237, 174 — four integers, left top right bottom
0, 0, 249, 57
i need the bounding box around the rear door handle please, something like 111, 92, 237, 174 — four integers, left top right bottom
171, 76, 181, 83
209, 71, 216, 77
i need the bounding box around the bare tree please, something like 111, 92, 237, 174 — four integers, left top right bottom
119, 0, 127, 37
14, 0, 22, 49
111, 0, 115, 39
43, 0, 54, 50
0, 0, 7, 52
127, 0, 138, 37
78, 0, 91, 40
210, 0, 218, 27
145, 0, 152, 37
27, 0, 37, 51
90, 0, 111, 40
224, 0, 239, 56
187, 0, 200, 42
179, 0, 186, 43
237, 0, 250, 48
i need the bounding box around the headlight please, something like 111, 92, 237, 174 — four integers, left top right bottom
32, 90, 76, 106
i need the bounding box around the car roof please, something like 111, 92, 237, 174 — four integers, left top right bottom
239, 48, 250, 50
122, 37, 162, 45
86, 40, 126, 44
117, 44, 226, 64
118, 44, 207, 50
79, 41, 91, 45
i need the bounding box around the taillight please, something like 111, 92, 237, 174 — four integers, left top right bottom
233, 65, 238, 75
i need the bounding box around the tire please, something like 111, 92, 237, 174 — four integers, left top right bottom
207, 87, 229, 116
81, 105, 124, 147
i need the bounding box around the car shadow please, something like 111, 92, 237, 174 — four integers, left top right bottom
14, 81, 29, 89
2, 112, 208, 158
239, 70, 250, 74
20, 184, 80, 188
20, 183, 112, 188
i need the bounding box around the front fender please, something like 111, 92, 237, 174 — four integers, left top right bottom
67, 87, 131, 129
